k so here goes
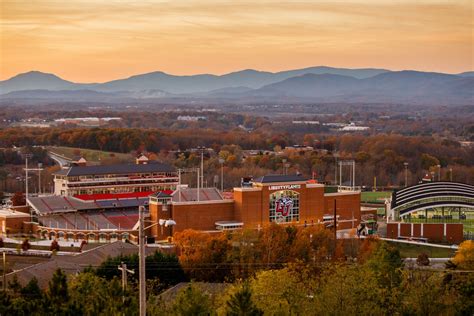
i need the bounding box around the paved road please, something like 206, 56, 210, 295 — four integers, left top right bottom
47, 151, 71, 168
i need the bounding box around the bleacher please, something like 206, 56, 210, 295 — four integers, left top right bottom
39, 215, 72, 229
62, 213, 92, 230
28, 196, 96, 214
30, 191, 156, 231
105, 214, 136, 230
86, 212, 118, 230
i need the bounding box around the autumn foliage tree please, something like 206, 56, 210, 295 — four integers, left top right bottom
452, 240, 474, 270
173, 230, 231, 282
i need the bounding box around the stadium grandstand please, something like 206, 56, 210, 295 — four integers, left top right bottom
28, 193, 153, 231
53, 155, 178, 196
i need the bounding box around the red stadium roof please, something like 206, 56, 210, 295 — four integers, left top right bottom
74, 191, 173, 201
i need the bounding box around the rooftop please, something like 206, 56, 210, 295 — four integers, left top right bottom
28, 194, 149, 214
253, 174, 308, 184
5, 241, 138, 288
172, 187, 224, 202
53, 161, 176, 177
0, 208, 30, 218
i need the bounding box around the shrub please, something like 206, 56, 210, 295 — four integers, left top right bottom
21, 238, 31, 251
50, 239, 60, 252
416, 253, 430, 266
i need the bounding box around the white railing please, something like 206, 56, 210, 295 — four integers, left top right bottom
337, 185, 361, 192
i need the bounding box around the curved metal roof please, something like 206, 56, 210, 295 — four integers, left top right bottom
391, 181, 474, 216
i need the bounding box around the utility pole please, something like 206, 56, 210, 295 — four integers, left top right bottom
138, 206, 146, 316
118, 261, 134, 303
2, 251, 5, 292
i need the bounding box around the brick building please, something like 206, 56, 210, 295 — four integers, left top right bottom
149, 175, 361, 240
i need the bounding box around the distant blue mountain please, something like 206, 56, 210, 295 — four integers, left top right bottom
458, 71, 474, 77
251, 71, 474, 105
0, 71, 85, 94
0, 66, 388, 94
1, 67, 472, 105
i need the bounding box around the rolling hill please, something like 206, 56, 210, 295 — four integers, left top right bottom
0, 67, 472, 105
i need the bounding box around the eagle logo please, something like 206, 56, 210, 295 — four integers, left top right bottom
275, 197, 293, 217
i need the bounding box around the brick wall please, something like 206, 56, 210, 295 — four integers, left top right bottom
172, 201, 235, 233
386, 222, 464, 244
324, 193, 361, 229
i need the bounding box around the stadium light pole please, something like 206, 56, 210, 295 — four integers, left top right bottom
219, 158, 225, 192
38, 163, 43, 194
334, 152, 339, 186
404, 162, 408, 187
24, 154, 33, 202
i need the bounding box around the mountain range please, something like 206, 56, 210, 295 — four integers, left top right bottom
0, 66, 473, 105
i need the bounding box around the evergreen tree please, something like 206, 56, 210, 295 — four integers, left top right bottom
172, 283, 213, 315
48, 268, 69, 308
226, 282, 263, 316
21, 277, 42, 300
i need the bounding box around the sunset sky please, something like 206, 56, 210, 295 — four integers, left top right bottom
1, 0, 472, 82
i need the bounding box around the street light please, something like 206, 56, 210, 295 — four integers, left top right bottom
218, 158, 225, 192
282, 159, 287, 175
449, 168, 453, 182
437, 164, 441, 181
404, 162, 409, 187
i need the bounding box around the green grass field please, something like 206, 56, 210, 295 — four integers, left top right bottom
48, 146, 134, 163
361, 191, 392, 203
387, 241, 456, 258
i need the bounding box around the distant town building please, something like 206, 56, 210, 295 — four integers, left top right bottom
292, 120, 320, 125
177, 115, 207, 121
284, 145, 314, 152
339, 123, 370, 131
54, 117, 122, 127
